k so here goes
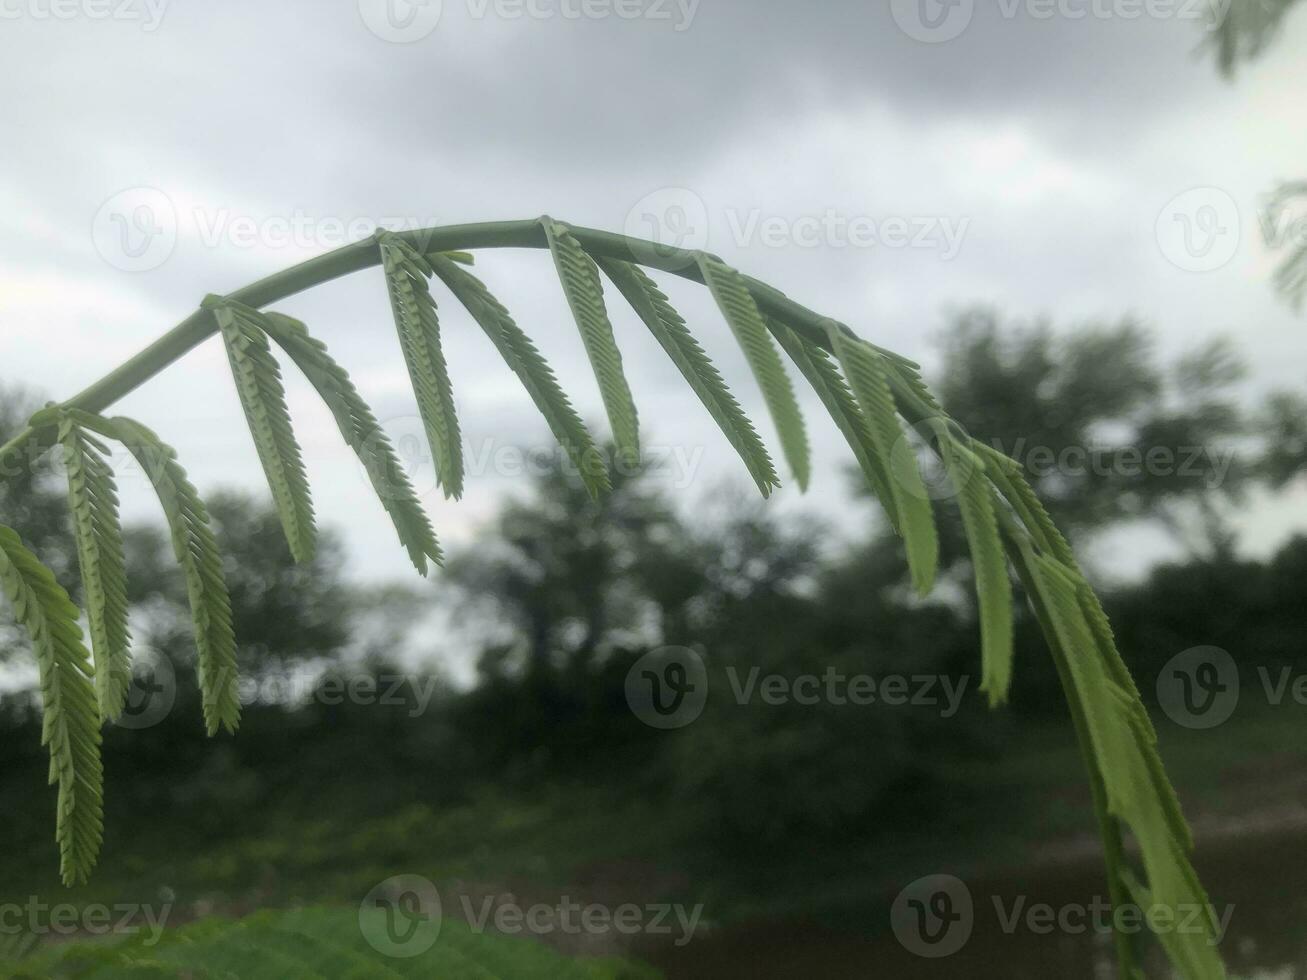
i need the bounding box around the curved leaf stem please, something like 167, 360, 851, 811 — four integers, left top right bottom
0, 220, 842, 475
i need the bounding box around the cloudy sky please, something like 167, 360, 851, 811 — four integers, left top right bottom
3, 0, 1306, 586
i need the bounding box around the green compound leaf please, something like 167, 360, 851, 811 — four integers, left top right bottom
379, 233, 465, 500
208, 296, 316, 564
55, 411, 132, 720
598, 257, 779, 497
429, 253, 610, 499
938, 431, 1013, 705
0, 524, 103, 885
0, 218, 1229, 977
827, 325, 938, 595
96, 414, 240, 737
696, 253, 810, 491
1018, 546, 1225, 980
543, 218, 641, 463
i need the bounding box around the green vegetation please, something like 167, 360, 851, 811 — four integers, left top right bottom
4, 907, 660, 979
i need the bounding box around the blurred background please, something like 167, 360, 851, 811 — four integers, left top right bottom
4, 1, 1307, 976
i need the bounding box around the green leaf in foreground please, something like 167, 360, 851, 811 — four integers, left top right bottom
827, 325, 938, 595
260, 310, 443, 575
430, 253, 610, 499
598, 256, 778, 497
380, 233, 465, 499
55, 410, 132, 720
0, 524, 103, 885
697, 253, 810, 491
209, 296, 317, 563
544, 218, 640, 463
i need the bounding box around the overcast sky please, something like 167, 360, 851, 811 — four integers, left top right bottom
3, 0, 1306, 589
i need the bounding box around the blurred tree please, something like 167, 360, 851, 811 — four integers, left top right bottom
1259, 390, 1307, 489
128, 490, 353, 672
928, 310, 1249, 556
0, 385, 73, 590
443, 450, 686, 678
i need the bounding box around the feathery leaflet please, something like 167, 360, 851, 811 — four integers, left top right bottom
379, 233, 465, 499
209, 296, 316, 563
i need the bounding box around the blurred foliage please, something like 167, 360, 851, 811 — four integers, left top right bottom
1209, 0, 1303, 76
931, 310, 1249, 553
